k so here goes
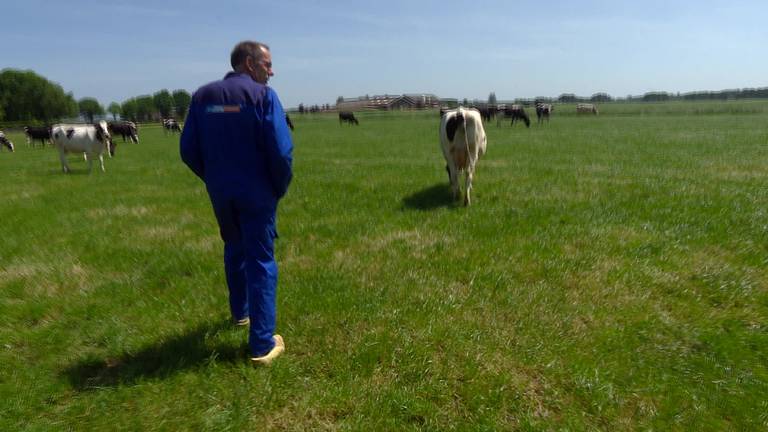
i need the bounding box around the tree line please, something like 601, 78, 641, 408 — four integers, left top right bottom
550, 87, 768, 104
0, 68, 191, 125
473, 87, 768, 106
632, 88, 768, 102
0, 69, 77, 123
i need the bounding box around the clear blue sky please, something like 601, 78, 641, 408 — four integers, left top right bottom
4, 0, 767, 109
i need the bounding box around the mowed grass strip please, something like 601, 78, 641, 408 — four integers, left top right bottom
1, 105, 767, 430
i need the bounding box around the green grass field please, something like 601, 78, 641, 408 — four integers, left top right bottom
1, 104, 767, 430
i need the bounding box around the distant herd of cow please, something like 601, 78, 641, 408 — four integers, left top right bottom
463, 102, 598, 127
1, 102, 598, 205
17, 119, 180, 148
0, 119, 184, 172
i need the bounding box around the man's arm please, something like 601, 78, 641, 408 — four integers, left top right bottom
262, 89, 293, 199
180, 100, 205, 180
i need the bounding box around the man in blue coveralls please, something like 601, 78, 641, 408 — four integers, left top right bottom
180, 40, 293, 366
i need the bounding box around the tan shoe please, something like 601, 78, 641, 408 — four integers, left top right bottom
251, 335, 285, 366
234, 317, 250, 327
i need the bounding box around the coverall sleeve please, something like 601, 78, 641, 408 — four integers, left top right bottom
262, 90, 293, 200
180, 101, 205, 179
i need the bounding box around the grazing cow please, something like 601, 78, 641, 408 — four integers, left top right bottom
476, 106, 495, 123
0, 131, 14, 152
285, 113, 294, 131
535, 103, 553, 124
439, 107, 487, 206
163, 118, 181, 134
108, 121, 139, 143
51, 121, 114, 173
24, 126, 51, 147
338, 111, 359, 125
576, 103, 599, 115
497, 105, 530, 128
439, 106, 452, 117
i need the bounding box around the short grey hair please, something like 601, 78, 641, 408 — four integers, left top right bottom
230, 41, 270, 70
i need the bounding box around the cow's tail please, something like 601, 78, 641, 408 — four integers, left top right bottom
451, 107, 471, 170
461, 108, 472, 169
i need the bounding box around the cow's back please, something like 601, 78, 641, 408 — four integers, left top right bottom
440, 108, 486, 171
51, 124, 100, 153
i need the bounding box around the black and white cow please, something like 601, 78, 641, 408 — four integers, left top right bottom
439, 107, 487, 206
24, 126, 51, 147
0, 131, 14, 152
535, 103, 553, 124
497, 105, 530, 127
338, 111, 359, 125
51, 121, 114, 173
576, 103, 599, 115
108, 121, 139, 143
163, 118, 181, 134
476, 106, 495, 123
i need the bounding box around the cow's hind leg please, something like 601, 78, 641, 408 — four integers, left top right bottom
464, 170, 473, 206
448, 166, 460, 202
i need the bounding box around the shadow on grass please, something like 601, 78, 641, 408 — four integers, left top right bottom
62, 320, 247, 391
402, 183, 455, 210
43, 167, 97, 176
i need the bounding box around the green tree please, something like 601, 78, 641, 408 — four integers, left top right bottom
78, 97, 104, 123
107, 102, 121, 121
642, 92, 670, 102
121, 98, 138, 122
0, 69, 78, 123
590, 92, 612, 102
488, 92, 497, 105
153, 89, 173, 119
172, 89, 191, 119
134, 95, 156, 122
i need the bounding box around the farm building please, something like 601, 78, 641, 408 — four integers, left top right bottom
336, 94, 440, 111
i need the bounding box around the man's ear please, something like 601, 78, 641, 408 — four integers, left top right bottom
244, 56, 256, 73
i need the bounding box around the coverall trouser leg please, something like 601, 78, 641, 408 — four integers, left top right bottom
212, 195, 278, 357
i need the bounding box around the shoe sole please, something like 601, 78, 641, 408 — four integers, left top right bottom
251, 335, 284, 366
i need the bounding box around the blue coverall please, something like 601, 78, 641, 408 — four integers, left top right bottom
180, 72, 293, 357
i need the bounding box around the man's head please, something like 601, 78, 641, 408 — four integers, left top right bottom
231, 41, 273, 84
